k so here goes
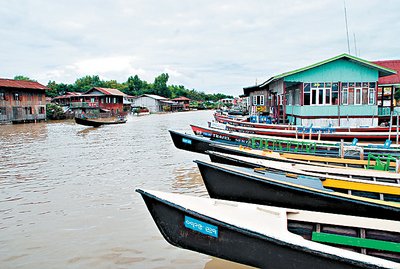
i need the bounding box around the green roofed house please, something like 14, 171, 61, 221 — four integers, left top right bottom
243, 53, 397, 127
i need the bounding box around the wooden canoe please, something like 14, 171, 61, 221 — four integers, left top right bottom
191, 124, 400, 157
74, 116, 127, 127
137, 189, 400, 268
214, 112, 400, 133
221, 123, 398, 142
169, 129, 399, 173
195, 160, 400, 221
210, 143, 399, 171
206, 151, 400, 201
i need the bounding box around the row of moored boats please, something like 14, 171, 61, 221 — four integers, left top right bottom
137, 111, 400, 269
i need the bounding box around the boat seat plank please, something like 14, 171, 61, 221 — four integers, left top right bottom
312, 232, 400, 253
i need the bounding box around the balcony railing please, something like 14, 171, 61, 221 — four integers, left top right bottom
378, 107, 391, 116
70, 102, 99, 108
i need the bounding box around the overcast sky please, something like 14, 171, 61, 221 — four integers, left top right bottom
1, 0, 399, 96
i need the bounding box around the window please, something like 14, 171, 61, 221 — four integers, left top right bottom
0, 107, 6, 115
303, 84, 310, 105
25, 107, 33, 115
341, 88, 348, 105
311, 88, 318, 105
305, 83, 334, 106
14, 93, 20, 101
39, 107, 45, 114
332, 83, 339, 105
354, 88, 362, 105
325, 88, 331, 104
0, 92, 5, 100
368, 88, 375, 105
252, 95, 264, 105
362, 88, 368, 105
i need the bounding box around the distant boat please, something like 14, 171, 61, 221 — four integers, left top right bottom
137, 189, 400, 268
74, 116, 127, 127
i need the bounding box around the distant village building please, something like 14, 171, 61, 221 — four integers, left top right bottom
372, 60, 400, 119
0, 78, 48, 124
52, 87, 125, 116
123, 95, 135, 112
131, 94, 181, 113
243, 53, 397, 127
219, 98, 235, 105
171, 96, 191, 110
51, 92, 83, 106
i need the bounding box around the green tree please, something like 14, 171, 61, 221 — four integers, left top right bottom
153, 73, 171, 98
103, 80, 123, 90
46, 81, 60, 98
169, 85, 187, 99
395, 89, 400, 101
125, 75, 144, 95
74, 75, 104, 92
46, 103, 65, 120
14, 75, 36, 82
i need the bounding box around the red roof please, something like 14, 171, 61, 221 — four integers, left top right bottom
372, 60, 400, 85
172, 96, 191, 101
87, 87, 125, 96
52, 92, 83, 100
0, 78, 47, 90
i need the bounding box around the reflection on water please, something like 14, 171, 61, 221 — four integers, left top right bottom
76, 126, 100, 136
0, 111, 252, 269
171, 166, 208, 196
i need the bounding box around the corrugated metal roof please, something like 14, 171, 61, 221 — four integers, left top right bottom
373, 60, 400, 85
52, 92, 83, 100
172, 96, 191, 101
143, 94, 167, 100
0, 78, 47, 90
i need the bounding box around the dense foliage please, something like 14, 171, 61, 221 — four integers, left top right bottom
46, 103, 66, 120
41, 74, 233, 101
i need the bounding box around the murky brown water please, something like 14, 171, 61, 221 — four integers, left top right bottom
0, 110, 255, 269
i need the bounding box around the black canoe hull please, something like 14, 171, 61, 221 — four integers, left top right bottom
137, 189, 378, 269
74, 117, 126, 127
207, 151, 259, 168
195, 161, 400, 221
169, 130, 222, 154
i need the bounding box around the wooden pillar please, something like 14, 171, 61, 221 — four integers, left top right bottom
391, 85, 394, 112
283, 83, 286, 124
338, 82, 342, 127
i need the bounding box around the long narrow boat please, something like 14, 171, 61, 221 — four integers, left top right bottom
137, 189, 400, 268
169, 129, 399, 172
206, 151, 400, 200
74, 116, 127, 127
214, 112, 400, 133
220, 123, 397, 141
210, 143, 399, 171
192, 124, 400, 156
169, 130, 228, 154
194, 160, 400, 221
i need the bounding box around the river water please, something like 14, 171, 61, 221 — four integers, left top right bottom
0, 110, 254, 269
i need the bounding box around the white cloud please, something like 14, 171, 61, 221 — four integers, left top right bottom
69, 56, 137, 75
